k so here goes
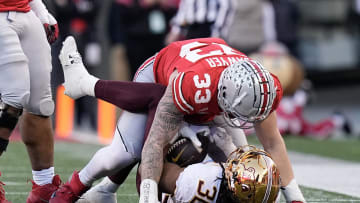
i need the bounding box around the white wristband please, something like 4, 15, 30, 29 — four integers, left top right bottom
281, 179, 306, 203
139, 179, 159, 203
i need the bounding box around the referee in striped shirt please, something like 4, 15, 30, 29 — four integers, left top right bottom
165, 0, 232, 44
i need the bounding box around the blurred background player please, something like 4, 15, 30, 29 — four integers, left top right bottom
49, 36, 305, 203
251, 41, 352, 139
0, 0, 61, 202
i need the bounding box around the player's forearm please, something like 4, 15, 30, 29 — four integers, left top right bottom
141, 85, 183, 182
94, 80, 166, 112
255, 112, 295, 186
141, 137, 165, 183
263, 139, 294, 186
141, 112, 182, 181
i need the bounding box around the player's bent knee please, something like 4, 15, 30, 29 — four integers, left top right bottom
38, 98, 54, 116
102, 146, 136, 172
25, 97, 54, 116
0, 104, 23, 131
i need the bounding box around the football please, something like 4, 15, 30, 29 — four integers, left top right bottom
166, 135, 209, 167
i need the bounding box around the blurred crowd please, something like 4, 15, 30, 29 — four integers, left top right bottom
46, 0, 358, 138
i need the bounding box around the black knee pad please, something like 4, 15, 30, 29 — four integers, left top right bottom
0, 104, 22, 131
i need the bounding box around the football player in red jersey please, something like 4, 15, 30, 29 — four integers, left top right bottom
0, 0, 60, 202
50, 36, 305, 203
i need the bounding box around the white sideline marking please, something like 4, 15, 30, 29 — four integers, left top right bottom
288, 151, 360, 198
0, 166, 73, 171
5, 192, 138, 197
2, 173, 31, 178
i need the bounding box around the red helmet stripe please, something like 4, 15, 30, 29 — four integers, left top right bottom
248, 60, 269, 116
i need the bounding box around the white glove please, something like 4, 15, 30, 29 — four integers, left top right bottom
210, 127, 237, 157
139, 179, 159, 203
281, 179, 306, 203
213, 115, 248, 147
178, 124, 210, 153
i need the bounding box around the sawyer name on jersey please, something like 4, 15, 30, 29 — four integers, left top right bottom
205, 56, 244, 68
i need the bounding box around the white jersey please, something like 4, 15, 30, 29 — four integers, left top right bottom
166, 162, 223, 203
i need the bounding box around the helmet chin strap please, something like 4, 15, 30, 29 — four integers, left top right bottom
222, 112, 254, 129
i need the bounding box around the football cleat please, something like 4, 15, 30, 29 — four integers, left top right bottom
59, 36, 98, 100
76, 180, 117, 203
0, 171, 11, 203
27, 174, 62, 203
50, 171, 89, 203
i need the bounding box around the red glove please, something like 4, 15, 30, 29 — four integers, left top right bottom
43, 14, 59, 44
29, 0, 59, 44
44, 23, 59, 44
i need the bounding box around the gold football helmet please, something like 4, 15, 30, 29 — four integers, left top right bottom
224, 145, 280, 203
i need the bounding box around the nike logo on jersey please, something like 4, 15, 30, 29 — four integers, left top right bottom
171, 145, 188, 163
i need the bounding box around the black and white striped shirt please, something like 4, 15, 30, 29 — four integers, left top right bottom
170, 0, 233, 37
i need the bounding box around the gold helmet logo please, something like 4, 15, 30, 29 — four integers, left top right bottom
224, 146, 280, 203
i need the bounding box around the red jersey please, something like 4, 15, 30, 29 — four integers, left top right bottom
153, 38, 250, 123
0, 0, 31, 12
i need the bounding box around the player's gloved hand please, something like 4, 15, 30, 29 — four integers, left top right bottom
139, 179, 159, 203
29, 0, 59, 44
176, 124, 210, 153
210, 127, 237, 157
59, 36, 99, 99
281, 179, 306, 203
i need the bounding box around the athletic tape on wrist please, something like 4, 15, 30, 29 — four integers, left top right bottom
140, 179, 158, 203
281, 179, 306, 202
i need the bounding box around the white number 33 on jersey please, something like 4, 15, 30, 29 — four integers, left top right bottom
193, 74, 211, 104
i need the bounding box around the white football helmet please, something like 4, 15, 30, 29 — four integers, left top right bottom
217, 59, 277, 128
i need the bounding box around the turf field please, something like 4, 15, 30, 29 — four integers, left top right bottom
0, 136, 360, 202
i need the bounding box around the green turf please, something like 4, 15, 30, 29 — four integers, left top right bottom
0, 141, 139, 202
247, 134, 360, 162
0, 140, 359, 202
